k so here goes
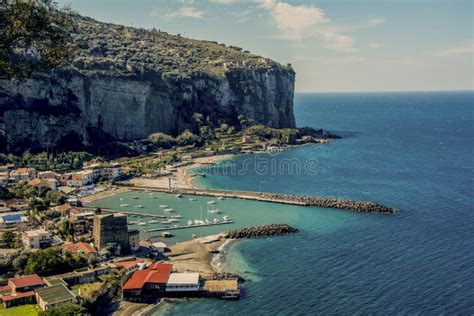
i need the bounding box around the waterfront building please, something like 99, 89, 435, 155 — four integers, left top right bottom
165, 273, 200, 292
93, 212, 130, 254
35, 284, 76, 311
22, 229, 52, 249
122, 263, 172, 301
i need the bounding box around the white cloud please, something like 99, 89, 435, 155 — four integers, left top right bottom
166, 6, 204, 18
432, 40, 474, 57
368, 42, 382, 49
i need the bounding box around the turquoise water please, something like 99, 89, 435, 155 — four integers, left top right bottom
98, 91, 474, 314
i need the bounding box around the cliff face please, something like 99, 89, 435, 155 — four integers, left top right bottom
0, 15, 295, 153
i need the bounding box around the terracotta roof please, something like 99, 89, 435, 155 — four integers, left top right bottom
122, 266, 172, 291
55, 204, 72, 213
0, 284, 11, 294
15, 168, 28, 173
9, 274, 44, 289
148, 263, 173, 272
62, 242, 97, 255
1, 290, 35, 301
112, 259, 144, 269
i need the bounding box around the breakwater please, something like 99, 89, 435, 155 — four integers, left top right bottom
225, 224, 298, 239
124, 185, 397, 214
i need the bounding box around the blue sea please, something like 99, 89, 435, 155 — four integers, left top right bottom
153, 91, 474, 314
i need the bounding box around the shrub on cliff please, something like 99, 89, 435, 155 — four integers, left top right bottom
39, 304, 86, 316
148, 132, 176, 149
176, 129, 200, 146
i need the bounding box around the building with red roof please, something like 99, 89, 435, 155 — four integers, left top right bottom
122, 263, 172, 301
62, 242, 97, 256
8, 274, 44, 293
0, 290, 35, 308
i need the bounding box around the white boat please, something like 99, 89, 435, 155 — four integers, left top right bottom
205, 219, 212, 224
176, 193, 182, 198
223, 215, 231, 222
149, 192, 154, 195
135, 205, 144, 208
161, 220, 172, 224
148, 220, 160, 224
120, 204, 129, 207
194, 219, 205, 225
159, 205, 168, 208
171, 214, 182, 219
187, 220, 193, 225
189, 198, 196, 201
163, 208, 174, 212
207, 200, 216, 204
168, 218, 180, 223
161, 232, 173, 237
213, 218, 220, 223
217, 196, 224, 200
137, 222, 147, 226
208, 208, 222, 214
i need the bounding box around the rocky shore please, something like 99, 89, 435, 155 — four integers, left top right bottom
259, 193, 397, 213
225, 224, 299, 239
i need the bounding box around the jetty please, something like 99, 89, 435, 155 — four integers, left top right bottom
84, 207, 167, 219
145, 220, 234, 233
122, 185, 397, 214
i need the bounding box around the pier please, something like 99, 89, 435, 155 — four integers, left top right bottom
84, 207, 166, 219
145, 220, 234, 233
122, 185, 397, 214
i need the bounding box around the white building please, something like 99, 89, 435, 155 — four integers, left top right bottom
66, 170, 94, 187
22, 229, 52, 249
166, 273, 200, 292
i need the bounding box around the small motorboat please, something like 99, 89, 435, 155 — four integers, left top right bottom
135, 205, 144, 208
207, 200, 216, 204
159, 205, 168, 208
187, 220, 193, 225
171, 214, 182, 219
189, 198, 196, 201
194, 219, 205, 225
137, 222, 147, 226
208, 208, 222, 214
213, 218, 220, 224
168, 218, 180, 223
176, 193, 182, 198
217, 196, 224, 200
163, 208, 174, 212
223, 215, 231, 222
161, 232, 173, 238
120, 204, 129, 207
148, 219, 160, 224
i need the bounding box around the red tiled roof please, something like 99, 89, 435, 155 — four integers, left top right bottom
1, 290, 35, 301
62, 242, 97, 255
112, 259, 144, 269
0, 285, 11, 294
148, 263, 173, 272
9, 274, 44, 289
122, 267, 171, 291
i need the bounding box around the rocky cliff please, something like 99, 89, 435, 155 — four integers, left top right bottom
0, 15, 295, 153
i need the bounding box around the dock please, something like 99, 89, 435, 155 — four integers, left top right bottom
145, 220, 234, 233
84, 207, 166, 219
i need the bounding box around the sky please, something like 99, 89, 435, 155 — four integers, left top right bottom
57, 0, 473, 92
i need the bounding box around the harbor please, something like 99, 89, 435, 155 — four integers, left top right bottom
145, 220, 235, 233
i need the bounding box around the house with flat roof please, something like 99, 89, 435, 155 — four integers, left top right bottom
166, 273, 200, 292
22, 229, 52, 249
0, 213, 28, 228
8, 274, 44, 293
35, 284, 76, 311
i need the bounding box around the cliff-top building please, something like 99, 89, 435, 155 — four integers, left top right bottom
93, 212, 130, 254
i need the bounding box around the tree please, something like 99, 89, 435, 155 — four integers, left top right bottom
1, 231, 14, 248
176, 129, 199, 146
238, 114, 248, 131
38, 304, 86, 316
45, 189, 65, 205
147, 132, 176, 149
0, 0, 73, 77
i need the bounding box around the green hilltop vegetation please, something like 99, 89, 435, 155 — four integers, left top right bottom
69, 14, 292, 78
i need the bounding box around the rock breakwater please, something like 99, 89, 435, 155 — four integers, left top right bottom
226, 224, 298, 239
259, 193, 397, 213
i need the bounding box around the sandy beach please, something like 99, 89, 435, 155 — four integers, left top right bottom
130, 154, 235, 190
81, 186, 131, 203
